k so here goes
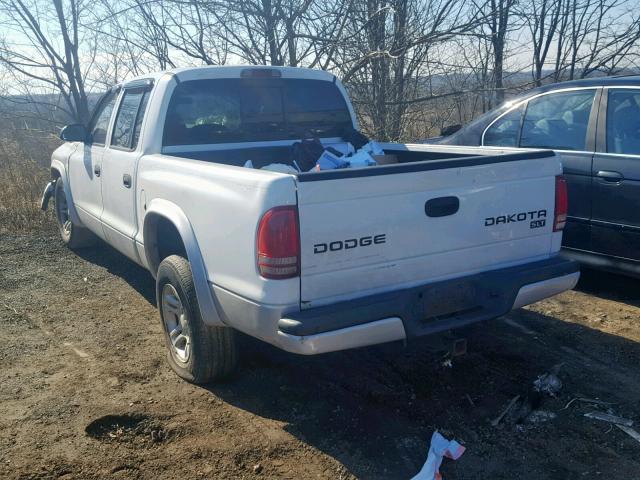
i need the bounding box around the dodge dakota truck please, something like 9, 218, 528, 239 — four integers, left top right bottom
42, 65, 579, 383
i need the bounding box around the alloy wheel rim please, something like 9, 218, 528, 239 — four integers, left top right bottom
161, 284, 191, 364
55, 185, 72, 235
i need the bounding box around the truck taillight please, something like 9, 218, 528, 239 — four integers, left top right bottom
257, 206, 300, 279
554, 175, 568, 232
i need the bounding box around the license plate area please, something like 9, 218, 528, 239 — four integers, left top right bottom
420, 281, 479, 320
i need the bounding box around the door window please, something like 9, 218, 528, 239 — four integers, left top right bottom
89, 91, 117, 146
483, 104, 524, 147
111, 89, 151, 150
520, 90, 595, 151
607, 89, 640, 155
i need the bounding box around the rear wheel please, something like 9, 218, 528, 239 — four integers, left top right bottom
157, 255, 238, 383
54, 178, 96, 249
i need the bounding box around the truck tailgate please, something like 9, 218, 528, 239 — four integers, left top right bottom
296, 152, 562, 309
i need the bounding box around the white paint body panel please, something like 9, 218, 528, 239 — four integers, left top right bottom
47, 65, 575, 350
298, 156, 563, 308
136, 154, 300, 306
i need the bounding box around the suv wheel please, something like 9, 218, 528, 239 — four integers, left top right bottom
156, 255, 238, 383
54, 178, 96, 249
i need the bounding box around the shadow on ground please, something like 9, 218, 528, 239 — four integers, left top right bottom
207, 309, 640, 479
75, 240, 156, 305
71, 243, 640, 479
576, 267, 640, 307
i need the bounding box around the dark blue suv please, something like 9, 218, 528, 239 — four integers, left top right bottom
435, 76, 640, 277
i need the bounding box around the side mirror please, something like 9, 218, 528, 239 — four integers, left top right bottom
60, 123, 88, 142
440, 124, 462, 137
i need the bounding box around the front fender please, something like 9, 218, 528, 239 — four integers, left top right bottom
143, 199, 224, 327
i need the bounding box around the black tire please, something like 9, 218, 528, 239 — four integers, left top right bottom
54, 177, 96, 249
156, 255, 238, 383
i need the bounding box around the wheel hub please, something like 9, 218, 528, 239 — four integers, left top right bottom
161, 284, 191, 364
55, 184, 72, 235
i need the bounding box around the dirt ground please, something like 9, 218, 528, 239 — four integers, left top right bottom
1, 233, 639, 480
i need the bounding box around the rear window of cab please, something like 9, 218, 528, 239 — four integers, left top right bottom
163, 78, 352, 146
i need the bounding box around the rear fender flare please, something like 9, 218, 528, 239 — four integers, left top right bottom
143, 199, 223, 327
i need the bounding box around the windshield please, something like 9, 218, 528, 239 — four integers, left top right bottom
163, 78, 352, 146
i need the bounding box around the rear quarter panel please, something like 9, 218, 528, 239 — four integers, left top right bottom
136, 155, 299, 307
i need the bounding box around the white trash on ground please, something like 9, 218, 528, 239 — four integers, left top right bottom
617, 424, 640, 444
533, 364, 564, 396
411, 431, 465, 480
583, 411, 634, 427
525, 409, 557, 424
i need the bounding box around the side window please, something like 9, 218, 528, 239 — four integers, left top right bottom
520, 90, 595, 151
484, 104, 524, 147
89, 91, 117, 146
607, 89, 640, 155
111, 89, 151, 150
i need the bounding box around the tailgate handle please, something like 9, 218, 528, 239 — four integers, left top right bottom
425, 196, 459, 218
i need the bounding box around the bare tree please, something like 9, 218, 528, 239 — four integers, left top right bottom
551, 0, 640, 80
474, 0, 518, 105
0, 0, 95, 123
200, 0, 350, 67
335, 0, 481, 141
520, 0, 563, 85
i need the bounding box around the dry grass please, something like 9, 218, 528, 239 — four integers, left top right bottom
0, 132, 58, 234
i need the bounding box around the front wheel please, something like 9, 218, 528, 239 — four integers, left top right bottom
53, 178, 96, 249
157, 255, 239, 383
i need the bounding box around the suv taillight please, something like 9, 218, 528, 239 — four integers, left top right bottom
257, 206, 300, 279
554, 175, 568, 232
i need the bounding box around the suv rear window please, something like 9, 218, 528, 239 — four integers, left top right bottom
163, 78, 352, 146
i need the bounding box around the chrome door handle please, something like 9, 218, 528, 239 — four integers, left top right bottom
596, 170, 623, 182
94, 164, 101, 177
123, 174, 132, 188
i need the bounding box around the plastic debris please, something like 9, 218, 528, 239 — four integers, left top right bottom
491, 395, 520, 427
315, 150, 350, 170
314, 140, 381, 171
261, 163, 299, 174
533, 373, 562, 396
617, 424, 640, 444
525, 410, 557, 424
411, 431, 465, 480
562, 397, 616, 410
584, 412, 634, 427
346, 150, 377, 168
533, 364, 564, 396
360, 140, 385, 156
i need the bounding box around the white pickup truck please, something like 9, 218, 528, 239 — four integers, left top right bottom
42, 66, 579, 383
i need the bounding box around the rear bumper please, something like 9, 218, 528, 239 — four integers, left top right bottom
273, 257, 579, 354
